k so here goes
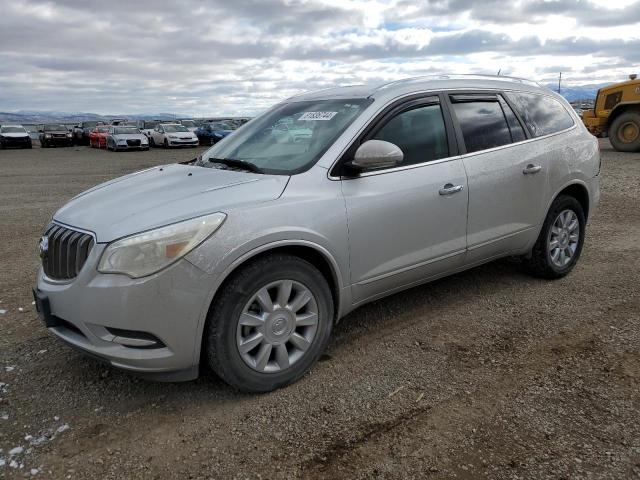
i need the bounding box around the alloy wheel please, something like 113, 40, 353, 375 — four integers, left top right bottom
236, 280, 319, 373
547, 209, 580, 268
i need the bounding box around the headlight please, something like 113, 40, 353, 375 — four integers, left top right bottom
98, 212, 226, 278
168, 135, 177, 139
66, 133, 72, 137
45, 134, 52, 138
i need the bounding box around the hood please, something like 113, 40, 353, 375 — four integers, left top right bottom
54, 163, 289, 242
1, 132, 29, 138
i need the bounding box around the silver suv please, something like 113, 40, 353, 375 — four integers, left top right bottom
34, 75, 600, 392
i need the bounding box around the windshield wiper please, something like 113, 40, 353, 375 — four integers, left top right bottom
206, 157, 263, 174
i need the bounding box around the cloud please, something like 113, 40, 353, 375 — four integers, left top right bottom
0, 0, 637, 115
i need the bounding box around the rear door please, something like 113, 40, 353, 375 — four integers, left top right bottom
447, 92, 549, 264
339, 96, 469, 305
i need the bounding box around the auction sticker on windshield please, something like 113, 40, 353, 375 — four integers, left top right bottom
299, 111, 338, 121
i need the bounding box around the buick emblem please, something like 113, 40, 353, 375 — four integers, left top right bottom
39, 235, 49, 259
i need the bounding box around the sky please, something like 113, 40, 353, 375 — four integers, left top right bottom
0, 0, 638, 116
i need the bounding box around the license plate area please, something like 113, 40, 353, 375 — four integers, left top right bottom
32, 289, 63, 328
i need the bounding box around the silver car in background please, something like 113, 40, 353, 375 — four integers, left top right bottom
34, 75, 600, 392
106, 126, 149, 151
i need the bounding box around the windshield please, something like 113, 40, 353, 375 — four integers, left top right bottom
95, 127, 109, 133
200, 99, 371, 175
144, 121, 160, 129
1, 126, 26, 133
44, 124, 67, 131
181, 120, 196, 128
163, 125, 189, 133
114, 127, 140, 135
83, 121, 98, 128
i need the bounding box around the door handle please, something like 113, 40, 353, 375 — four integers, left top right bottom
523, 164, 542, 174
439, 183, 464, 196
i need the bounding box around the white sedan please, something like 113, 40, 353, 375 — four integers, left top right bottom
150, 124, 199, 148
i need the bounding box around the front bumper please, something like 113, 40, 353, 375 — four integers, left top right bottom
44, 136, 73, 146
168, 138, 198, 147
35, 244, 212, 381
115, 142, 149, 150
1, 136, 31, 147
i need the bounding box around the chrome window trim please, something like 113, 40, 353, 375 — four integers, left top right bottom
327, 87, 577, 181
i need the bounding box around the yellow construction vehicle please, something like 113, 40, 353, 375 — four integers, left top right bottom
582, 74, 640, 152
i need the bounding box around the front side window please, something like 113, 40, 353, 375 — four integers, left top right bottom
372, 103, 449, 166
451, 100, 512, 153
505, 92, 574, 137
200, 99, 371, 175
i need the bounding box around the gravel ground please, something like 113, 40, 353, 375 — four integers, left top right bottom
0, 140, 638, 479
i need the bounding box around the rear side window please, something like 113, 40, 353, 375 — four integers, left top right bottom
450, 100, 512, 153
506, 92, 574, 137
499, 96, 526, 142
372, 103, 449, 166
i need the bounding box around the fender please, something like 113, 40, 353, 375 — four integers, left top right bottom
189, 239, 349, 366
523, 178, 592, 255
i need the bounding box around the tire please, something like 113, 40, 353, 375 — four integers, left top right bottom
524, 195, 586, 279
163, 139, 169, 148
41, 140, 47, 148
149, 137, 155, 148
609, 111, 640, 152
205, 254, 334, 393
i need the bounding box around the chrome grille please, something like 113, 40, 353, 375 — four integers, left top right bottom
41, 224, 94, 280
126, 139, 141, 146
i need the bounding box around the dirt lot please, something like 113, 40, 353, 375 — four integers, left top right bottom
0, 141, 638, 479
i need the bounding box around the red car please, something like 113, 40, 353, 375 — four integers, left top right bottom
89, 126, 109, 148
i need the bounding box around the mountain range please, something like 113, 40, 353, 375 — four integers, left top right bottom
0, 83, 611, 123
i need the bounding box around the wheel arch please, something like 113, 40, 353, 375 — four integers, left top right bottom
194, 241, 345, 367
550, 181, 590, 221
606, 102, 640, 129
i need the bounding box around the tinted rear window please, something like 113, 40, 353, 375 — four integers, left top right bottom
451, 100, 512, 153
505, 92, 574, 137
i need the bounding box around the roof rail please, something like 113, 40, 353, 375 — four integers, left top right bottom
373, 74, 541, 93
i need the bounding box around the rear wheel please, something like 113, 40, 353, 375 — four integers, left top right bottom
609, 111, 640, 152
205, 254, 334, 392
524, 195, 585, 279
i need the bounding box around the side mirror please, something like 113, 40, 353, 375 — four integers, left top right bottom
349, 140, 403, 172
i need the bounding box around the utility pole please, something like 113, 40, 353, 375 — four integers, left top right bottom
558, 72, 562, 94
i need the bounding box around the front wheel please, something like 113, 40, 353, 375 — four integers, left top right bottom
163, 138, 169, 148
205, 254, 334, 393
524, 195, 585, 279
609, 111, 640, 152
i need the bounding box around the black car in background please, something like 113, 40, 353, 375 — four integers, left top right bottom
0, 125, 32, 149
72, 121, 100, 145
39, 124, 73, 147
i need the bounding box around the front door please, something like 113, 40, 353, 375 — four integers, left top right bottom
340, 98, 469, 305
